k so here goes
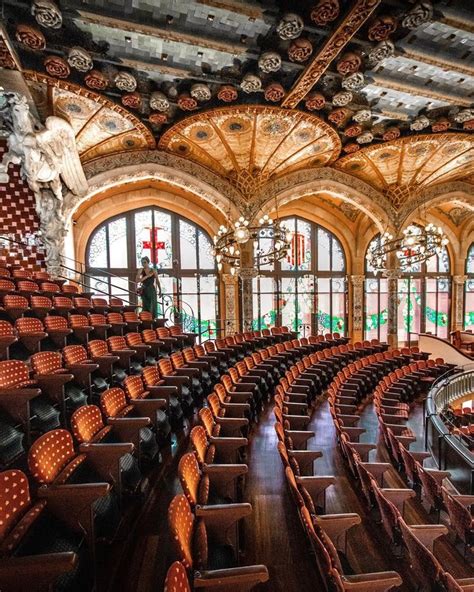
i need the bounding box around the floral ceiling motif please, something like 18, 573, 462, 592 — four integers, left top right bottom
158, 105, 341, 198
334, 133, 474, 208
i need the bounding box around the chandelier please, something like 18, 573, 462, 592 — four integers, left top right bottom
213, 214, 291, 276
366, 223, 449, 275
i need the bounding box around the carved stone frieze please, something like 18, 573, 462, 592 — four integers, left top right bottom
350, 275, 365, 333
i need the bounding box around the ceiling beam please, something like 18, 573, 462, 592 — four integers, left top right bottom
77, 10, 247, 56
281, 0, 381, 109
369, 72, 473, 107
396, 46, 474, 79
195, 0, 264, 20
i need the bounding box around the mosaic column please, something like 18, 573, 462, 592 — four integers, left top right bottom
239, 268, 257, 332
222, 273, 238, 336
453, 275, 467, 331
386, 268, 400, 348
350, 275, 365, 342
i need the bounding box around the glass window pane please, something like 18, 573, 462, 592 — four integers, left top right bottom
465, 279, 474, 331
110, 276, 130, 301
180, 220, 197, 269
331, 237, 345, 272
108, 217, 128, 268
281, 277, 297, 330
296, 220, 312, 271
317, 228, 331, 271
281, 219, 296, 271
467, 246, 474, 274
198, 231, 215, 270
89, 276, 108, 296
154, 211, 173, 269
135, 210, 153, 267
88, 226, 107, 268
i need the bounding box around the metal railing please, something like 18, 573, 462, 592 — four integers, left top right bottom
429, 364, 474, 415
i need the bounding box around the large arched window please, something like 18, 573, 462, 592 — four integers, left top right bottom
364, 232, 451, 344
251, 217, 347, 335
86, 207, 219, 339
364, 235, 388, 342
465, 244, 474, 331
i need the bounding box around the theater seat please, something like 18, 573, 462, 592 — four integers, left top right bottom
0, 320, 17, 361
15, 317, 47, 354
141, 365, 184, 426
44, 315, 73, 349
168, 494, 268, 590
62, 345, 101, 396
123, 375, 171, 442
3, 295, 29, 321
69, 314, 94, 344
0, 469, 88, 592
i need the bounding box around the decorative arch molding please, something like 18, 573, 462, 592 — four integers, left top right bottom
65, 150, 243, 223
397, 181, 474, 224
73, 187, 224, 266
257, 167, 395, 230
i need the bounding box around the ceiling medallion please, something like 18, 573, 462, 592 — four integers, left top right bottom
68, 47, 93, 72
84, 69, 108, 90
150, 91, 169, 112
32, 0, 62, 29
401, 2, 433, 30
213, 214, 291, 276
367, 40, 394, 66
217, 85, 238, 102
16, 24, 46, 50
410, 115, 430, 131
240, 73, 262, 94
366, 224, 449, 275
190, 83, 211, 102
310, 0, 340, 25
258, 52, 282, 73
276, 13, 304, 40
114, 71, 137, 92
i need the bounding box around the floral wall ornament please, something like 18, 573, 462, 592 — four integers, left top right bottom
344, 123, 363, 137
344, 142, 360, 153
401, 2, 433, 30
463, 119, 474, 131
432, 117, 450, 132
382, 126, 400, 141
217, 85, 238, 102
332, 90, 353, 106
16, 24, 46, 50
367, 40, 394, 65
328, 108, 351, 126
177, 93, 198, 111
121, 92, 141, 109
114, 71, 137, 92
288, 38, 313, 62
258, 51, 282, 73
240, 73, 262, 94
336, 51, 362, 75
356, 130, 374, 144
44, 55, 70, 78
190, 83, 211, 102
409, 115, 430, 131
67, 47, 93, 72
305, 91, 326, 111
341, 71, 365, 91
310, 0, 340, 25
454, 109, 474, 124
149, 112, 167, 125
264, 82, 285, 102
149, 91, 169, 112
84, 69, 108, 90
368, 15, 397, 41
32, 0, 62, 29
353, 109, 371, 123
276, 13, 304, 40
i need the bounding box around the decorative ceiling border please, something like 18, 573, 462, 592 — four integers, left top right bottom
281, 0, 381, 108
23, 70, 156, 149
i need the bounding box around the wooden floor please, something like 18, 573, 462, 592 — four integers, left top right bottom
104, 395, 474, 592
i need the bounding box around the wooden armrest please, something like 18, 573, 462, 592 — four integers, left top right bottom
0, 552, 78, 591
409, 524, 448, 551
342, 571, 402, 591
315, 512, 361, 549
194, 565, 269, 590
349, 443, 377, 462
381, 488, 416, 512
79, 442, 134, 484
361, 462, 392, 484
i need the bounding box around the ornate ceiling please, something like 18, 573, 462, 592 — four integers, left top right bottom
0, 0, 473, 218
158, 105, 340, 197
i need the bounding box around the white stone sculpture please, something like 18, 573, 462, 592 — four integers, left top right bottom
0, 93, 88, 275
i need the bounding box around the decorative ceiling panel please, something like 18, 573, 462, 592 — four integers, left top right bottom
335, 133, 474, 200
159, 105, 341, 197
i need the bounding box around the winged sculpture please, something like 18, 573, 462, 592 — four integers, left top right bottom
0, 92, 88, 208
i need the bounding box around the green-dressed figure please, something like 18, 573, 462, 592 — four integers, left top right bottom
136, 256, 162, 318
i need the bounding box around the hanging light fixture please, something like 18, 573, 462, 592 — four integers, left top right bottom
366, 223, 449, 275
213, 211, 291, 276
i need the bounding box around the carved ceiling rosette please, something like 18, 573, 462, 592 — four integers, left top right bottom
344, 123, 363, 137
190, 83, 212, 102
264, 83, 285, 103
240, 73, 262, 94
121, 92, 141, 109
305, 92, 326, 111
310, 0, 340, 25
356, 131, 374, 144
336, 51, 362, 75
367, 15, 397, 41
258, 52, 282, 74
401, 2, 433, 30
343, 142, 360, 153
32, 0, 62, 29
463, 120, 474, 131
432, 117, 450, 133
288, 38, 313, 63
177, 93, 198, 111
382, 126, 400, 141
217, 85, 238, 103
341, 72, 365, 91
16, 24, 46, 50
149, 112, 167, 126
67, 47, 93, 73
353, 109, 372, 123
149, 91, 169, 112
332, 91, 353, 107
276, 13, 304, 40
84, 69, 108, 90
114, 72, 137, 92
366, 40, 394, 66
44, 55, 70, 78
454, 109, 474, 124
410, 115, 430, 131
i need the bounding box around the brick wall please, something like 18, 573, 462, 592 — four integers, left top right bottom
0, 141, 44, 269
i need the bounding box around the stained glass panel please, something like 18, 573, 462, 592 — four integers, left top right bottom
154, 211, 172, 269
198, 231, 215, 270
135, 210, 153, 267
180, 220, 197, 269
317, 228, 331, 271
88, 226, 107, 268
281, 219, 297, 271
108, 217, 128, 268
465, 279, 474, 331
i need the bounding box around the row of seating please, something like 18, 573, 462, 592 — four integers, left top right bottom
330, 352, 474, 591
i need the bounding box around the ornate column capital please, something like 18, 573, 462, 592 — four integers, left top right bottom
222, 273, 238, 286
350, 274, 365, 287
453, 275, 468, 286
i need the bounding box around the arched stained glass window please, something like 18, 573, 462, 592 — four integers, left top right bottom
86, 207, 219, 340
364, 231, 451, 345
251, 216, 347, 336
465, 244, 474, 331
